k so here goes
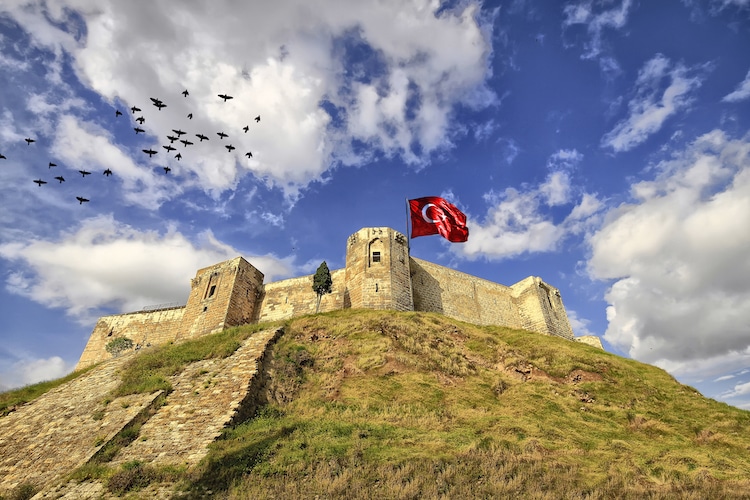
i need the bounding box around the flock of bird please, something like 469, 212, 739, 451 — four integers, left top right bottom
1, 89, 261, 205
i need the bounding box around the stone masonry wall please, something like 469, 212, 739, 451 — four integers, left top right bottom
0, 352, 163, 495
76, 307, 185, 370
257, 269, 347, 323
410, 257, 523, 328
511, 277, 574, 340
1, 327, 283, 498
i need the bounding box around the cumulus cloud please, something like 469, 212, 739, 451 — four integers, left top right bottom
0, 215, 295, 320
457, 150, 602, 260
0, 356, 71, 392
722, 68, 750, 103
3, 0, 496, 198
563, 0, 633, 60
588, 130, 750, 380
602, 54, 705, 153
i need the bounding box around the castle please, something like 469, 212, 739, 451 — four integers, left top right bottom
76, 227, 584, 370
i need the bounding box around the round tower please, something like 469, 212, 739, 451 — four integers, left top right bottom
344, 227, 413, 311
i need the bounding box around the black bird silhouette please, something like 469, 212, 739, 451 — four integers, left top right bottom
172, 129, 186, 136
163, 144, 176, 152
33, 178, 46, 186
25, 138, 35, 145
55, 176, 65, 183
154, 102, 167, 110
0, 153, 5, 159
79, 170, 91, 177
254, 115, 260, 123
245, 151, 253, 158
130, 106, 141, 113
187, 113, 193, 119
218, 94, 233, 102
225, 144, 235, 152
166, 135, 178, 143
116, 110, 123, 117
103, 169, 113, 176
217, 131, 228, 139
243, 125, 249, 133
142, 149, 158, 157
196, 133, 209, 141
134, 127, 145, 134
175, 153, 182, 161
180, 139, 194, 147
76, 196, 89, 204
150, 97, 162, 104
182, 89, 189, 97
48, 162, 57, 168
136, 116, 145, 124
163, 166, 171, 174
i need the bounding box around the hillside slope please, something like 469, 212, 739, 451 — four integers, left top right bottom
196, 310, 750, 499
2, 310, 750, 499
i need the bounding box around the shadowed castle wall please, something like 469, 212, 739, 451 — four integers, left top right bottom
257, 268, 347, 322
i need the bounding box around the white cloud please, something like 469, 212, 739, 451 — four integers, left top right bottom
0, 356, 71, 392
3, 0, 496, 198
457, 150, 602, 261
722, 68, 750, 103
588, 130, 750, 378
602, 54, 704, 153
722, 380, 750, 398
0, 215, 296, 320
563, 0, 633, 60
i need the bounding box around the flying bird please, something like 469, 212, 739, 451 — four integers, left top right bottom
195, 133, 208, 141
163, 166, 171, 174
142, 148, 158, 157
187, 113, 193, 119
25, 138, 35, 145
55, 176, 65, 183
79, 170, 91, 177
0, 153, 5, 159
163, 144, 176, 152
218, 94, 233, 102
254, 115, 260, 123
225, 144, 235, 152
182, 89, 189, 97
245, 151, 252, 158
243, 125, 249, 133
217, 131, 227, 139
48, 162, 57, 168
172, 129, 186, 136
175, 153, 182, 161
180, 139, 194, 147
134, 127, 145, 134
130, 106, 141, 113
150, 97, 162, 104
76, 196, 89, 204
166, 135, 178, 143
115, 110, 122, 117
33, 178, 46, 186
154, 101, 167, 110
103, 169, 113, 176
136, 116, 145, 124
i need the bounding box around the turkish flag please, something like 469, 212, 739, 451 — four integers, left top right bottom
409, 196, 469, 243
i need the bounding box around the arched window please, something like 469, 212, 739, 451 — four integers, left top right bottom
368, 238, 384, 266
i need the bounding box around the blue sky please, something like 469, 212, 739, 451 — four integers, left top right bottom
1, 0, 750, 410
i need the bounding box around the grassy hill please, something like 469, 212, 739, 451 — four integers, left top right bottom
4, 309, 750, 498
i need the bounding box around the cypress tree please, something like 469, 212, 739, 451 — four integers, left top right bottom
312, 261, 333, 313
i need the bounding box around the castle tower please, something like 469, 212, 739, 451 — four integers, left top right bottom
344, 227, 413, 311
510, 277, 574, 340
176, 257, 264, 341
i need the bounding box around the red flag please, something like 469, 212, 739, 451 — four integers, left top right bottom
409, 196, 469, 243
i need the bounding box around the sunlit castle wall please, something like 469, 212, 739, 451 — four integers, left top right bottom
76, 226, 577, 370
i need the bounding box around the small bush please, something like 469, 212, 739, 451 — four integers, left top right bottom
105, 337, 134, 357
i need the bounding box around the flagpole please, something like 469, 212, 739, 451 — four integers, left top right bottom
404, 197, 411, 253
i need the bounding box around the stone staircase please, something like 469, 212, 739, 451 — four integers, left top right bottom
0, 327, 282, 498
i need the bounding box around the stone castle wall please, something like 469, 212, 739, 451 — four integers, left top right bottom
76, 226, 579, 370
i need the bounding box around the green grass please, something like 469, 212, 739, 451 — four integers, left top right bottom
174, 310, 750, 498
8, 309, 750, 498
